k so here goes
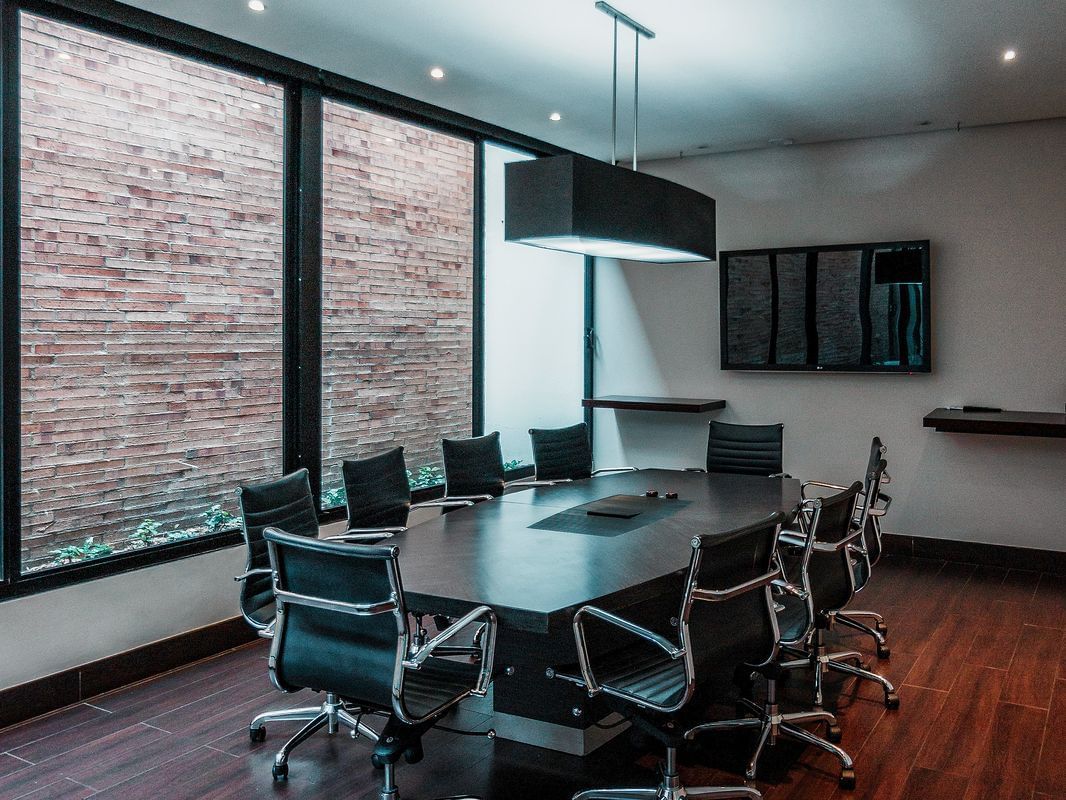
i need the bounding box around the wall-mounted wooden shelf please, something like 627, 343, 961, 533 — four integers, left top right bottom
582, 396, 727, 414
923, 408, 1066, 438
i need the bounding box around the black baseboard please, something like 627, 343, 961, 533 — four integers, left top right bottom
0, 616, 257, 730
883, 533, 1066, 575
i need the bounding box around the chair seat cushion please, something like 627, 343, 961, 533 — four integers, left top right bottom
775, 593, 810, 644
401, 656, 481, 719
556, 644, 688, 710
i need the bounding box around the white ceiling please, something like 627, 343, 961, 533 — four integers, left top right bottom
120, 0, 1066, 160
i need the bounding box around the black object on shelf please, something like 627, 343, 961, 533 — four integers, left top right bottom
923, 408, 1066, 438
582, 396, 727, 413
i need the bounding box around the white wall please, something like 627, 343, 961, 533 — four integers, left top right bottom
592, 118, 1066, 551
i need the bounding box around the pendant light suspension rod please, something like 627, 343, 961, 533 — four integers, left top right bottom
611, 16, 618, 166
633, 30, 639, 171
595, 2, 654, 171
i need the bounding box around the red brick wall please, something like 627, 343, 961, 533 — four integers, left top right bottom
320, 101, 474, 498
16, 15, 476, 570
18, 15, 287, 571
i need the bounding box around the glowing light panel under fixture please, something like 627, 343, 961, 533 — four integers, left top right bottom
504, 153, 716, 263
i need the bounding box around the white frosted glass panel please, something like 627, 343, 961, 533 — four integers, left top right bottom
483, 143, 585, 466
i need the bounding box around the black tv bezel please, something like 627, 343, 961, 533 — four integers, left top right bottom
719, 239, 932, 374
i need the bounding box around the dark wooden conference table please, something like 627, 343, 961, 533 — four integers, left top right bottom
395, 468, 800, 755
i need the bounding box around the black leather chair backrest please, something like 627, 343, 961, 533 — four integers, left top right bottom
805, 482, 864, 616
342, 446, 412, 529
441, 431, 505, 498
235, 469, 320, 630
529, 422, 593, 482
263, 528, 407, 711
706, 421, 784, 476
687, 513, 783, 672
861, 438, 887, 563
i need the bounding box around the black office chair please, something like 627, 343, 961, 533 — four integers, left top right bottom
547, 514, 788, 800
234, 469, 384, 752
687, 493, 858, 788
778, 468, 899, 711
440, 431, 507, 503
525, 422, 636, 484
342, 446, 484, 654
801, 437, 894, 658
342, 445, 477, 529
703, 421, 787, 477
261, 527, 497, 797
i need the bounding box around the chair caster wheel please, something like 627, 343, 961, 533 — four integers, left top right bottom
877, 645, 890, 659
272, 763, 288, 781
839, 768, 855, 790
827, 724, 842, 743
885, 692, 900, 709
249, 727, 266, 743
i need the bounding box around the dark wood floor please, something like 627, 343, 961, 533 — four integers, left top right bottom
1, 555, 1064, 800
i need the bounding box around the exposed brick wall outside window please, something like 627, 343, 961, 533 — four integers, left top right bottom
320, 100, 475, 501
18, 15, 286, 571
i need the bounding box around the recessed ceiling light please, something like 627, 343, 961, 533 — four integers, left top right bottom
549, 112, 562, 122
56, 52, 71, 61
248, 0, 266, 12
429, 66, 445, 80
1002, 49, 1017, 61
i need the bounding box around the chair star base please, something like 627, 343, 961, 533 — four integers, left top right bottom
253, 692, 380, 780
572, 746, 762, 800
686, 679, 854, 789
832, 610, 890, 658
780, 630, 898, 709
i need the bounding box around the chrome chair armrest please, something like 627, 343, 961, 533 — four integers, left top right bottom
443, 494, 495, 503
234, 568, 272, 582
869, 491, 892, 516
591, 466, 639, 475
771, 578, 809, 600
769, 472, 794, 479
507, 478, 564, 487
325, 527, 401, 542
572, 605, 683, 697
778, 531, 808, 549
403, 605, 497, 697
801, 479, 849, 499
411, 499, 474, 510
691, 566, 782, 603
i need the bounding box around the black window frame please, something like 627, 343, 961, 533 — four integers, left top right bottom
0, 0, 569, 600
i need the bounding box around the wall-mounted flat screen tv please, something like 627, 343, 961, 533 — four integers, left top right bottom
720, 240, 931, 373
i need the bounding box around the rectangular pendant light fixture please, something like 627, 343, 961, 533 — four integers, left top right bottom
505, 153, 716, 263
503, 3, 717, 264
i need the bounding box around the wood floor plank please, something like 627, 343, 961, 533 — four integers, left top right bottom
1028, 574, 1066, 631
898, 765, 969, 798
906, 613, 981, 691
827, 685, 949, 800
961, 702, 1047, 800
0, 704, 111, 755
966, 600, 1026, 670
1000, 625, 1065, 709
1036, 679, 1066, 797
12, 778, 96, 800
914, 663, 1006, 777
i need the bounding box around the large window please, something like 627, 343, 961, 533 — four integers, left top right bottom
17, 15, 285, 573
320, 100, 475, 506
0, 3, 579, 597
